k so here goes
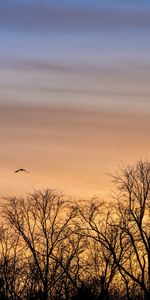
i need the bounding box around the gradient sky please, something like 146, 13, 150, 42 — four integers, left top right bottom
0, 0, 150, 198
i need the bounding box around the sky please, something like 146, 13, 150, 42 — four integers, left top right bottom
0, 0, 150, 198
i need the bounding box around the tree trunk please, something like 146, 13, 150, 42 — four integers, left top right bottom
147, 236, 150, 300
43, 284, 48, 300
144, 291, 150, 300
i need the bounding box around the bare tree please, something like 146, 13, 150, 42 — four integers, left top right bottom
0, 225, 26, 300
77, 161, 150, 299
0, 160, 149, 300
2, 189, 82, 300
110, 161, 150, 300
77, 200, 120, 300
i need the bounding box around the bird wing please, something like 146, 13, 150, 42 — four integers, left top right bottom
21, 169, 29, 173
14, 169, 29, 173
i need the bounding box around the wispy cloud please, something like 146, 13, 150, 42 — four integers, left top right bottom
1, 57, 150, 105
2, 56, 150, 74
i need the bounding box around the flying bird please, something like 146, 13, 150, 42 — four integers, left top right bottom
14, 168, 29, 173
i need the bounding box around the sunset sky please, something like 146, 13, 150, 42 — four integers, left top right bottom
0, 0, 150, 198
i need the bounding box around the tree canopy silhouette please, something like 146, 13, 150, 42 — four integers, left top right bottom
0, 160, 149, 300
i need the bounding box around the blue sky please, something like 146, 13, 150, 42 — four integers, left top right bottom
1, 0, 150, 62
0, 0, 150, 109
1, 0, 150, 101
6, 0, 150, 8
1, 0, 150, 31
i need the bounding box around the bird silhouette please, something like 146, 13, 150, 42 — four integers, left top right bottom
14, 168, 29, 173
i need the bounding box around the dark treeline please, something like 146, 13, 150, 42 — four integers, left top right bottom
0, 161, 149, 300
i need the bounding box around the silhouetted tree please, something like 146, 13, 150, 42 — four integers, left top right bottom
0, 161, 149, 300
2, 189, 82, 300
0, 225, 25, 299
110, 161, 150, 300
77, 161, 150, 300
77, 200, 120, 300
